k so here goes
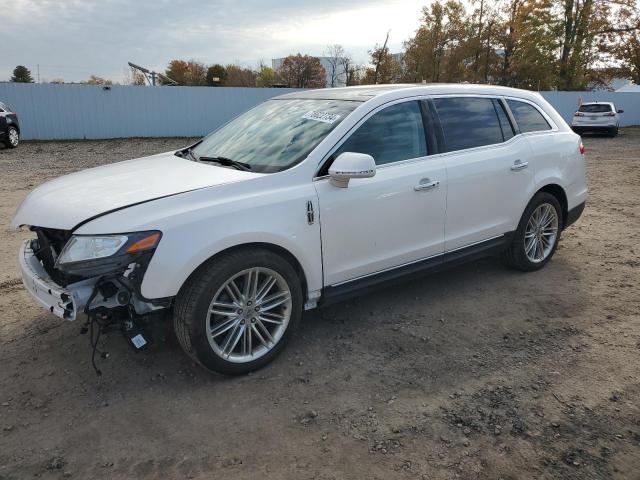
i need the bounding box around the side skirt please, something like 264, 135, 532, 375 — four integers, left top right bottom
319, 233, 514, 307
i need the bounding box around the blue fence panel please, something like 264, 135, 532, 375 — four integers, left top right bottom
0, 83, 637, 140
540, 91, 640, 127
0, 83, 300, 140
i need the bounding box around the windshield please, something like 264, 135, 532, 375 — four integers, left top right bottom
578, 104, 612, 113
191, 99, 359, 173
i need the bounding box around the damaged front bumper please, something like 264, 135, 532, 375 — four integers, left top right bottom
19, 240, 96, 321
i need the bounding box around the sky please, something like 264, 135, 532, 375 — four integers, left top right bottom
2, 0, 427, 83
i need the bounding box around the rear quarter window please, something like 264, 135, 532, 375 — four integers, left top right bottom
506, 99, 552, 133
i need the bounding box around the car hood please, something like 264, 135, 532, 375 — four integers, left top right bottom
12, 151, 264, 230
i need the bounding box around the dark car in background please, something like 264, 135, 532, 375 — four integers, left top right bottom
0, 101, 20, 148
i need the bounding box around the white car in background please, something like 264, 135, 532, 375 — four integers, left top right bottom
12, 84, 587, 375
571, 101, 623, 137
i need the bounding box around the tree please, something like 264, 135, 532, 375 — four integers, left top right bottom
277, 54, 327, 88
11, 65, 34, 83
165, 59, 207, 86
225, 64, 258, 87
324, 44, 346, 87
206, 64, 227, 86
606, 2, 640, 84
340, 56, 362, 86
366, 32, 402, 84
82, 75, 113, 85
402, 2, 469, 83
256, 65, 277, 87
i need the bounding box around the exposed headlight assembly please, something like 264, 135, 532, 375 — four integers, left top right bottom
55, 231, 161, 277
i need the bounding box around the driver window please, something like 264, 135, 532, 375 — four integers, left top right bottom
334, 100, 427, 166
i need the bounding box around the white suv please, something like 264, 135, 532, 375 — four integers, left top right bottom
571, 101, 623, 137
12, 84, 587, 375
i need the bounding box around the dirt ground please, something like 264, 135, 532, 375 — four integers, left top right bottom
0, 132, 638, 480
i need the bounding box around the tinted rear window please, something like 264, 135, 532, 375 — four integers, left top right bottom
578, 104, 612, 113
434, 97, 504, 152
506, 99, 551, 133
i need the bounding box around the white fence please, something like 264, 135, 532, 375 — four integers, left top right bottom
0, 83, 637, 140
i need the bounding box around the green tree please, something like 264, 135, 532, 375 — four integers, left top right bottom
206, 64, 227, 86
256, 66, 276, 87
11, 65, 34, 83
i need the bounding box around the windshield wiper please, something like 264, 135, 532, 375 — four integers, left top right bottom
198, 156, 252, 171
175, 147, 197, 162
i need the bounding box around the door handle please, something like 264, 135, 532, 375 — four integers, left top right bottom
414, 179, 440, 191
511, 160, 529, 171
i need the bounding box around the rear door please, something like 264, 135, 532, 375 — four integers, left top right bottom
433, 96, 535, 251
314, 99, 447, 286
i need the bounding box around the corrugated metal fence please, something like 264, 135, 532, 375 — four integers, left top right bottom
0, 83, 299, 140
540, 91, 640, 127
0, 83, 638, 140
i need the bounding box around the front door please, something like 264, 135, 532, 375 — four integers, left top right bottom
314, 100, 447, 286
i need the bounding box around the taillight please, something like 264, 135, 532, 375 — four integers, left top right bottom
605, 112, 615, 117
579, 143, 586, 155
574, 112, 584, 116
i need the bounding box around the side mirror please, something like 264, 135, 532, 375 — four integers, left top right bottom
329, 152, 376, 188
617, 109, 624, 114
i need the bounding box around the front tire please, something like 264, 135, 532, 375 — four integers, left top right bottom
503, 192, 562, 272
4, 126, 19, 148
174, 248, 303, 375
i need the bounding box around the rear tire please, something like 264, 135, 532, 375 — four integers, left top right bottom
608, 127, 618, 137
4, 127, 19, 148
174, 248, 303, 375
503, 192, 563, 272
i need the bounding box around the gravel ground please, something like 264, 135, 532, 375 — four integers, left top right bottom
0, 132, 639, 480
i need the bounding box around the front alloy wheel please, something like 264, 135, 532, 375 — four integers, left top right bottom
206, 267, 292, 363
174, 248, 303, 375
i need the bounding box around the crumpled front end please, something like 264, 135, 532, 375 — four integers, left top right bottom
18, 227, 170, 322
19, 239, 96, 321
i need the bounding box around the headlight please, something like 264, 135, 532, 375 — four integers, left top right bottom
55, 231, 161, 277
57, 235, 129, 264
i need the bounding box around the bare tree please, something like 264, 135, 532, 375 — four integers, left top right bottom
324, 44, 345, 87
340, 55, 360, 86
373, 31, 390, 84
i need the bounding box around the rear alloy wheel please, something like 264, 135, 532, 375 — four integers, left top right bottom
503, 192, 562, 271
523, 203, 559, 263
174, 248, 302, 375
5, 127, 19, 148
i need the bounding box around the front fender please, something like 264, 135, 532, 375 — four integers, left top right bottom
75, 175, 322, 300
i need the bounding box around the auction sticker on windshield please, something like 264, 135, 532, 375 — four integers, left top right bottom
302, 110, 341, 124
